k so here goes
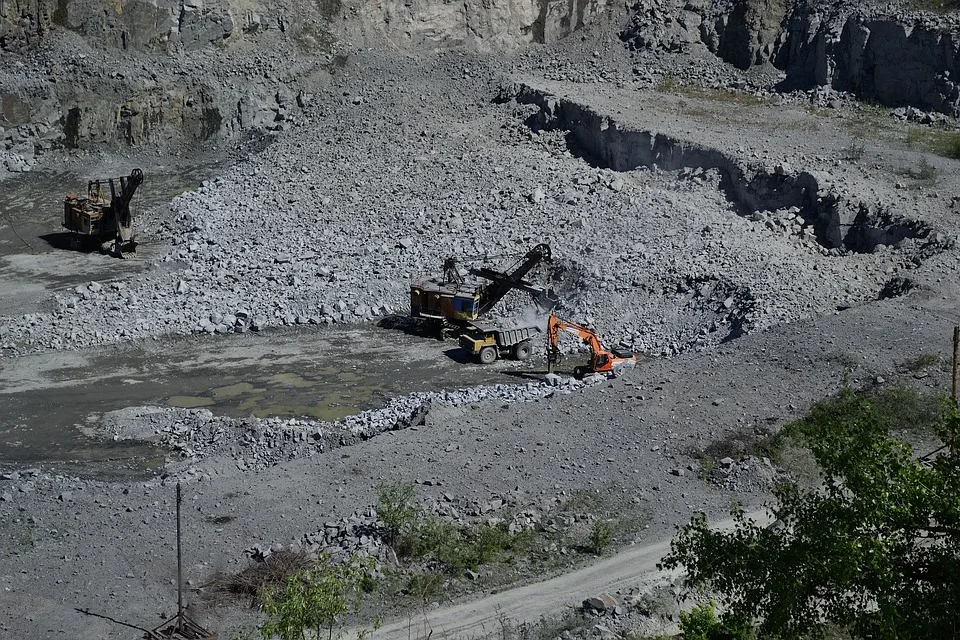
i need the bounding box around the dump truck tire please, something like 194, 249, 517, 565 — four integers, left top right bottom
573, 365, 587, 379
479, 346, 497, 364
513, 341, 532, 361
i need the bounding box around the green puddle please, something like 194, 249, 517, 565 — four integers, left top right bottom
166, 368, 390, 422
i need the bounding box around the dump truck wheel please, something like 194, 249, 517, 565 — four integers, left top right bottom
479, 346, 497, 364
513, 341, 532, 361
573, 366, 587, 379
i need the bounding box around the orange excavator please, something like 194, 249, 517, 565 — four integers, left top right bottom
546, 314, 636, 379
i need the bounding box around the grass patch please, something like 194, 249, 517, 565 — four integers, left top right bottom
378, 480, 650, 612
841, 141, 866, 162
899, 352, 942, 372
697, 386, 949, 482
377, 479, 528, 577
908, 0, 960, 12
899, 156, 939, 187
657, 74, 681, 92
841, 102, 891, 140
906, 125, 960, 159
655, 75, 774, 107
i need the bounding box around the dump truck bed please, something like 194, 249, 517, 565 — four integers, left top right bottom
467, 323, 541, 347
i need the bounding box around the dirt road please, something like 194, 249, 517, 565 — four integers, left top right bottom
366, 513, 769, 640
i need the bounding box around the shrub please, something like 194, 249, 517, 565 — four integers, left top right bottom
589, 520, 613, 555
375, 479, 418, 549
260, 554, 375, 640
679, 600, 718, 640
679, 600, 753, 640
203, 550, 312, 606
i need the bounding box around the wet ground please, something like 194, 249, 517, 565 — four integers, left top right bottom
0, 322, 549, 477
0, 163, 218, 318
0, 163, 215, 258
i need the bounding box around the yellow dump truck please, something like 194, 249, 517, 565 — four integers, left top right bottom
459, 323, 541, 364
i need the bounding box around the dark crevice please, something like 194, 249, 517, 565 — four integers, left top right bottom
512, 83, 949, 259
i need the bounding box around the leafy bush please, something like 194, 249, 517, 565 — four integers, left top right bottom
375, 479, 418, 549
679, 600, 718, 640
260, 554, 375, 640
589, 520, 613, 555
663, 388, 960, 639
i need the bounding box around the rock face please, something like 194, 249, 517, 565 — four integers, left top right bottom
716, 0, 791, 70
620, 0, 791, 69
777, 10, 960, 117
2, 0, 610, 54
621, 0, 960, 117
345, 0, 613, 48
0, 0, 612, 168
0, 0, 234, 52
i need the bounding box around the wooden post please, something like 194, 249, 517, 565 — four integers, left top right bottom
176, 481, 183, 631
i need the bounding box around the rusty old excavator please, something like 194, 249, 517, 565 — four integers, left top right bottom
546, 314, 636, 378
409, 243, 558, 332
62, 168, 144, 256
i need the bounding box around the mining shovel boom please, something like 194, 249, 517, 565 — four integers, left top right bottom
410, 243, 558, 328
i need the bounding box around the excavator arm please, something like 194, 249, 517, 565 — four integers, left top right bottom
546, 315, 604, 357
546, 313, 635, 377
107, 168, 144, 228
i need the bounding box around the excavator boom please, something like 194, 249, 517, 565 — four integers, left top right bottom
546, 313, 636, 378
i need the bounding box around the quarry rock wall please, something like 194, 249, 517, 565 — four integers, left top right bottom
620, 0, 960, 117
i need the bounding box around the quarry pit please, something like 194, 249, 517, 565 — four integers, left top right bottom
1, 0, 960, 637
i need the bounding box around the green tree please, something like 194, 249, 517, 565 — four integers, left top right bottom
260, 554, 375, 640
375, 478, 418, 549
661, 388, 960, 639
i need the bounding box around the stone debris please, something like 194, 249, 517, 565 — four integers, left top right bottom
97, 379, 582, 472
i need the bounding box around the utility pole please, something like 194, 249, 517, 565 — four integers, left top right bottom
145, 481, 215, 639
953, 326, 959, 407
176, 481, 184, 631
